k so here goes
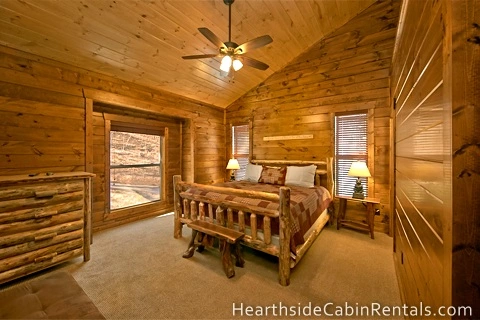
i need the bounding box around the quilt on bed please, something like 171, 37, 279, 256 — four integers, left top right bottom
183, 181, 332, 251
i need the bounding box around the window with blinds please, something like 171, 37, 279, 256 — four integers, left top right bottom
232, 124, 249, 180
335, 112, 368, 197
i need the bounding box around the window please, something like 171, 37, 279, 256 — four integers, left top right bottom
335, 112, 368, 197
110, 124, 164, 210
231, 124, 250, 180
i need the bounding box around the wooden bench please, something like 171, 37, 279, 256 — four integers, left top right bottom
182, 220, 245, 278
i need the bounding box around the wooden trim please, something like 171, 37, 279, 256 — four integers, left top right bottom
83, 88, 195, 119
83, 176, 92, 261
190, 119, 196, 182
84, 97, 93, 174
104, 118, 111, 216
442, 0, 453, 308
251, 159, 327, 166
389, 107, 396, 237
249, 119, 253, 161
368, 108, 375, 196
163, 128, 168, 203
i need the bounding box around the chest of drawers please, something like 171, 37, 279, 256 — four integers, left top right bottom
0, 172, 94, 284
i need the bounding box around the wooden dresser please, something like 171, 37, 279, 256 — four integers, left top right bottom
0, 172, 95, 284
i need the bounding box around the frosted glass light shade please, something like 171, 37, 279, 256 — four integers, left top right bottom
232, 59, 243, 71
220, 55, 232, 72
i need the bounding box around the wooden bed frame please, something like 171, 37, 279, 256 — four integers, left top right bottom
173, 159, 334, 286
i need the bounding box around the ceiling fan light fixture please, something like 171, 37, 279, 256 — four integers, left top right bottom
220, 55, 232, 72
232, 59, 243, 71
182, 0, 271, 74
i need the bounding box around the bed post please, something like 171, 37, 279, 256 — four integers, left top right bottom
278, 186, 291, 286
173, 175, 182, 238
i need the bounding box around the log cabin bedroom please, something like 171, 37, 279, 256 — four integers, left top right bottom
0, 0, 478, 319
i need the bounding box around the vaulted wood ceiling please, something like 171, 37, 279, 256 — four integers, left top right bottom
0, 0, 376, 108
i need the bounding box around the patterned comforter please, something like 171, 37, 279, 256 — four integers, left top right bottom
183, 181, 332, 251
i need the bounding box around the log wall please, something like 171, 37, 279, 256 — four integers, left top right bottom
391, 0, 479, 316
226, 0, 400, 234
0, 45, 225, 230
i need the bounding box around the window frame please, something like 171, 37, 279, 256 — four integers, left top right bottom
105, 119, 167, 217
230, 122, 251, 180
334, 110, 370, 198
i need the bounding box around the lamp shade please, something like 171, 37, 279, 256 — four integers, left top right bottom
226, 158, 240, 170
348, 161, 371, 177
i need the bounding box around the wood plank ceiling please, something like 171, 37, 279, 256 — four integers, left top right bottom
0, 0, 375, 108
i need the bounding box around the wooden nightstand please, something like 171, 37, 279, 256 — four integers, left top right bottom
336, 195, 380, 239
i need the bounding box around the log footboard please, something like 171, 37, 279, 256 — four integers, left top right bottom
173, 174, 331, 286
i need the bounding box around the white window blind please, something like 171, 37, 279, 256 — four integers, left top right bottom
335, 112, 368, 197
232, 124, 249, 180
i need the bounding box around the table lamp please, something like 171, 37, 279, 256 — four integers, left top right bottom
347, 161, 371, 199
226, 158, 240, 181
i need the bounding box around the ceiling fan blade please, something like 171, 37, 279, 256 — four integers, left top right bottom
182, 53, 219, 60
198, 27, 227, 49
234, 35, 273, 54
242, 56, 269, 71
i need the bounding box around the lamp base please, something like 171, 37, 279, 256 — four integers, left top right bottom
352, 192, 365, 199
230, 171, 236, 182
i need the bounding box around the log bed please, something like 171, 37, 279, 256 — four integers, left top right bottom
173, 159, 334, 286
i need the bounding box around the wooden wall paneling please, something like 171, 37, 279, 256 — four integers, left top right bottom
194, 116, 225, 184
0, 45, 225, 231
227, 0, 399, 233
0, 93, 86, 175
449, 0, 480, 314
390, 0, 479, 314
392, 0, 446, 308
395, 195, 439, 304
181, 119, 193, 183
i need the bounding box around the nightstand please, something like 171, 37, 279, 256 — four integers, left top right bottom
336, 195, 380, 239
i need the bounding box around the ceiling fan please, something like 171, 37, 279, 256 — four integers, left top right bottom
182, 0, 273, 75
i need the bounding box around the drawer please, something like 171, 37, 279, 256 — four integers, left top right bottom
0, 209, 83, 237
0, 200, 84, 224
0, 247, 83, 284
0, 220, 84, 257
0, 180, 84, 214
0, 237, 83, 274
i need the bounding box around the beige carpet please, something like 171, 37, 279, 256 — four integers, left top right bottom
6, 213, 403, 319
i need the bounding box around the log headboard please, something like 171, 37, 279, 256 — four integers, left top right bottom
250, 158, 334, 196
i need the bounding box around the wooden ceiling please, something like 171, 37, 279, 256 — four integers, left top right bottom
0, 0, 376, 108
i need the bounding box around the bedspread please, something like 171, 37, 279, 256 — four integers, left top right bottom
183, 181, 332, 250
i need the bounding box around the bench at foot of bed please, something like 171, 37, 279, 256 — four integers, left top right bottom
182, 220, 245, 278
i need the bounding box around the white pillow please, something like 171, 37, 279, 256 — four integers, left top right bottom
285, 165, 316, 187
243, 163, 263, 182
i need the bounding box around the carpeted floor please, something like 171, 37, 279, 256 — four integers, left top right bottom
2, 213, 403, 319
